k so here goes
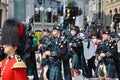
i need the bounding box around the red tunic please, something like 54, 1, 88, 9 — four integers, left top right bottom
0, 56, 28, 80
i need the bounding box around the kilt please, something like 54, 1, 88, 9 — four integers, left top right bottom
105, 62, 118, 78
71, 48, 90, 78
96, 61, 119, 78
48, 58, 63, 80
72, 54, 81, 69
62, 60, 72, 80
48, 63, 63, 80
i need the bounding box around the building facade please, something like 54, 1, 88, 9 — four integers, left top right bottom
34, 0, 60, 30
7, 0, 89, 30
0, 0, 8, 28
88, 0, 105, 26
88, 0, 96, 25
75, 0, 89, 29
105, 0, 120, 26
8, 0, 60, 30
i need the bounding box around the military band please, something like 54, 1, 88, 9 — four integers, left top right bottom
0, 18, 120, 80
38, 25, 120, 80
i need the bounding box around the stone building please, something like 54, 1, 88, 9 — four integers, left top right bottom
0, 0, 8, 28
105, 0, 120, 26
8, 0, 61, 30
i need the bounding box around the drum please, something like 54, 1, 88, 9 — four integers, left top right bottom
83, 39, 95, 60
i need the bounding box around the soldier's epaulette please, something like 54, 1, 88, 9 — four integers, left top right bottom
12, 55, 26, 69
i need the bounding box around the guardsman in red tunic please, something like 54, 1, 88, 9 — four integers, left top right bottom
0, 18, 28, 80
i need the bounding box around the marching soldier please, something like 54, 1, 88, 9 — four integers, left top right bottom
96, 28, 120, 80
40, 25, 71, 80
38, 28, 51, 80
0, 18, 28, 80
69, 26, 81, 77
38, 28, 51, 55
88, 30, 100, 77
60, 23, 72, 80
69, 26, 90, 78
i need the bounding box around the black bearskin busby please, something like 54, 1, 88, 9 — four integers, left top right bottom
1, 18, 26, 55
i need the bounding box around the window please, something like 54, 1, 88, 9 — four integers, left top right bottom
34, 0, 59, 23
14, 0, 26, 21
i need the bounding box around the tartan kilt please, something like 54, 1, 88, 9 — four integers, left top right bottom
62, 60, 72, 80
72, 54, 81, 69
48, 64, 63, 80
96, 61, 118, 78
48, 58, 63, 80
105, 62, 118, 78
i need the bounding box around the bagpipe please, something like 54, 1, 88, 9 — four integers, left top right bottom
68, 32, 96, 60
39, 36, 52, 54
50, 35, 68, 57
39, 36, 68, 80
97, 38, 120, 79
82, 39, 96, 60
68, 34, 83, 55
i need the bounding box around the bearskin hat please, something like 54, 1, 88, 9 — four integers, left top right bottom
1, 18, 26, 55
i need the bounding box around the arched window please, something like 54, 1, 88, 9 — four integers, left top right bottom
14, 0, 26, 21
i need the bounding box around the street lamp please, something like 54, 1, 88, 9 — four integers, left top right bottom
47, 7, 52, 12
35, 7, 39, 13
35, 6, 52, 27
35, 6, 52, 12
39, 6, 44, 12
